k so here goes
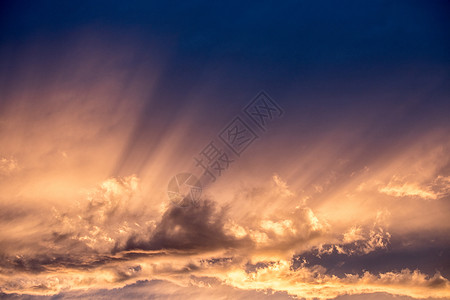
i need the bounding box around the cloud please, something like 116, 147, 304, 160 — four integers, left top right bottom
296, 213, 392, 271
1, 279, 295, 300
378, 173, 450, 200
379, 180, 438, 200
0, 156, 19, 176
122, 199, 250, 252
220, 260, 450, 299
0, 173, 449, 300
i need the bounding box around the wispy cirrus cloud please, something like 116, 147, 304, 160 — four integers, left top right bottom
378, 175, 450, 200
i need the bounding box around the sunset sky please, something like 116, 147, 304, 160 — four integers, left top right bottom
0, 1, 449, 299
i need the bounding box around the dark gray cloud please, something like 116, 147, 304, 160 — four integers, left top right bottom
123, 199, 251, 252
294, 232, 450, 278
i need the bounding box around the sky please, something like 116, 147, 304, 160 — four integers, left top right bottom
0, 1, 449, 299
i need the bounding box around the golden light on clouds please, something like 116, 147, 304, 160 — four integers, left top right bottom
1, 2, 450, 299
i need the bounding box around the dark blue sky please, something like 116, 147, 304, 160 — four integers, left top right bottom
1, 0, 449, 84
